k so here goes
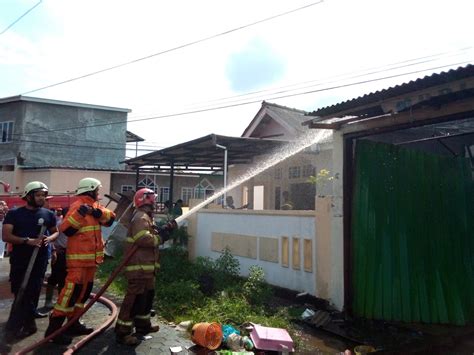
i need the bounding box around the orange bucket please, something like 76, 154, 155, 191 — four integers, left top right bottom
191, 322, 223, 350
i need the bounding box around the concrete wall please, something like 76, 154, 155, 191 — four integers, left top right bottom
20, 169, 112, 196
192, 209, 318, 295
4, 101, 128, 170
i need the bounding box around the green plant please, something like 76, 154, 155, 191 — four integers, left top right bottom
307, 168, 334, 195
243, 266, 273, 306
214, 247, 240, 277
170, 225, 190, 245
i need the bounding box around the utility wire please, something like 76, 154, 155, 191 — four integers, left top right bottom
154, 46, 473, 114
17, 59, 474, 140
20, 0, 324, 95
18, 48, 473, 138
0, 0, 42, 36
129, 47, 474, 119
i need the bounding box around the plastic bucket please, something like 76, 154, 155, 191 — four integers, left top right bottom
354, 345, 376, 355
191, 322, 223, 350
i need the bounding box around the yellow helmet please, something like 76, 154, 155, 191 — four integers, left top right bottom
75, 177, 102, 195
22, 181, 48, 198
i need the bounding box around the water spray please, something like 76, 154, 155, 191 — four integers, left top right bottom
175, 129, 332, 224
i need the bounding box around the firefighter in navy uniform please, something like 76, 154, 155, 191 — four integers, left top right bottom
115, 188, 177, 345
2, 181, 58, 343
45, 178, 116, 344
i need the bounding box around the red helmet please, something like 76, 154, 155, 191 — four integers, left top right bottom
134, 188, 156, 208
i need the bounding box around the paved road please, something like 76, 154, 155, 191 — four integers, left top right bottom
0, 258, 195, 355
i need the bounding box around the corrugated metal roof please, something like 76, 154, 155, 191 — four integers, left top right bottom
308, 64, 474, 117
123, 133, 287, 169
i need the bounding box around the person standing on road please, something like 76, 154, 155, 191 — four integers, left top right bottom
0, 200, 9, 258
42, 207, 69, 309
115, 188, 176, 345
45, 178, 116, 344
2, 182, 58, 343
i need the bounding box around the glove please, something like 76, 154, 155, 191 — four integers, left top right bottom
91, 208, 102, 219
155, 220, 177, 242
164, 219, 178, 232
78, 204, 90, 217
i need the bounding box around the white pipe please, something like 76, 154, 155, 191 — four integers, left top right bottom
215, 144, 227, 206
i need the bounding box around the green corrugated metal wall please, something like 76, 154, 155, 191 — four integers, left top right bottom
352, 140, 474, 325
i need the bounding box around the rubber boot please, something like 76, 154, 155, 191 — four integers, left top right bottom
116, 334, 140, 346
65, 319, 94, 335
19, 317, 37, 338
45, 316, 72, 345
135, 323, 160, 335
115, 323, 140, 346
44, 285, 55, 309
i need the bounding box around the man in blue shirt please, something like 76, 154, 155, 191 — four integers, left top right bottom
2, 181, 58, 344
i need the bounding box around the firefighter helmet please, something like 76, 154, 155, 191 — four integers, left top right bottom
21, 181, 48, 198
75, 177, 102, 195
134, 188, 156, 208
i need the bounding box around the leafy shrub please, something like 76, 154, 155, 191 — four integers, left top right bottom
243, 265, 273, 306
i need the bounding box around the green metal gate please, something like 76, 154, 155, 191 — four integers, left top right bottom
352, 139, 474, 325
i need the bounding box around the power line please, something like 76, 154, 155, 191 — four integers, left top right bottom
0, 0, 42, 36
17, 59, 474, 140
20, 0, 325, 95
19, 47, 473, 138
129, 47, 473, 120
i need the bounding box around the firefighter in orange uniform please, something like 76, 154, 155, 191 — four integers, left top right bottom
114, 188, 176, 345
45, 178, 115, 344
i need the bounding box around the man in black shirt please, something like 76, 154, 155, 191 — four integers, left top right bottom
2, 181, 58, 343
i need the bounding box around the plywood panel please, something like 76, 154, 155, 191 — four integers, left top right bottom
282, 236, 289, 267
211, 232, 257, 259
259, 237, 279, 263
304, 239, 313, 272
292, 237, 300, 270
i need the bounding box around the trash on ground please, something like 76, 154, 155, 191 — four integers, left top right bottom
248, 323, 294, 352
191, 322, 223, 350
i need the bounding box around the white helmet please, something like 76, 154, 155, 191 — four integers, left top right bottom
75, 177, 102, 195
22, 181, 48, 198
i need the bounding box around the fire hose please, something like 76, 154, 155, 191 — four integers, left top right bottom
15, 244, 139, 355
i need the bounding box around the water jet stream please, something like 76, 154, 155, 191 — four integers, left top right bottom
175, 129, 332, 225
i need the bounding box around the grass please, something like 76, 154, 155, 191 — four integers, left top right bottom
97, 246, 304, 348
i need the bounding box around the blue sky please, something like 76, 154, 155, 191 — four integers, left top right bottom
1, 0, 473, 155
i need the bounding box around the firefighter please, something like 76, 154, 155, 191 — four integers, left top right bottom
2, 181, 58, 343
45, 178, 116, 344
115, 188, 176, 345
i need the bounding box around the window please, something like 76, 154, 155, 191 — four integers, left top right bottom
138, 177, 157, 193
194, 178, 215, 199
159, 187, 169, 203
289, 166, 301, 179
181, 187, 193, 204
121, 185, 134, 193
302, 164, 316, 177
0, 122, 13, 143
274, 168, 282, 179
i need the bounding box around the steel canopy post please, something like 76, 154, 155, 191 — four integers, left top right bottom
215, 144, 227, 206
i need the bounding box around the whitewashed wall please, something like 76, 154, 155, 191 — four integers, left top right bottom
194, 209, 317, 295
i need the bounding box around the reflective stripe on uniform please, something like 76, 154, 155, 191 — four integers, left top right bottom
54, 303, 74, 313
60, 282, 74, 308
126, 229, 149, 243
116, 319, 133, 326
124, 264, 155, 272
78, 225, 101, 233
67, 253, 97, 260
67, 215, 81, 228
